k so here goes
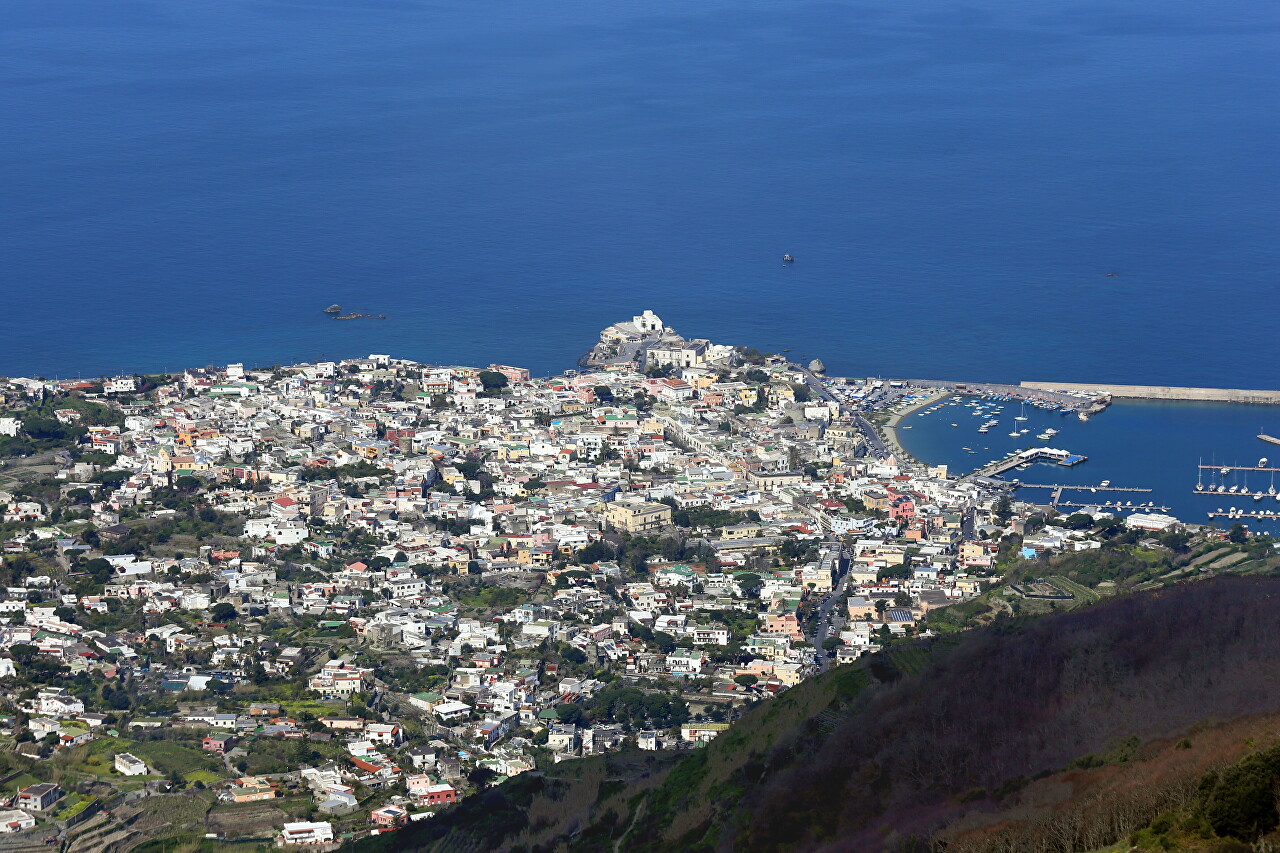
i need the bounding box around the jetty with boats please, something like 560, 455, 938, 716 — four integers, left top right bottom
966, 446, 1088, 479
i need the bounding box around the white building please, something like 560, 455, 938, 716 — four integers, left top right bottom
104, 377, 138, 395
35, 689, 84, 717
279, 821, 335, 845
0, 809, 36, 833
432, 701, 472, 722
307, 659, 369, 698
114, 753, 148, 776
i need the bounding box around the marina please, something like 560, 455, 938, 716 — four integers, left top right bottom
897, 395, 1280, 533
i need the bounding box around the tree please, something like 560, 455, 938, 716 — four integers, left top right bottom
1160, 530, 1191, 553
822, 636, 844, 651
593, 385, 614, 403
993, 495, 1014, 524
576, 541, 615, 564
478, 371, 509, 393
555, 703, 588, 726
1229, 523, 1249, 544
209, 602, 238, 623
1062, 512, 1094, 530
734, 674, 758, 688
175, 476, 201, 493
9, 643, 37, 662
468, 766, 498, 790
651, 631, 678, 654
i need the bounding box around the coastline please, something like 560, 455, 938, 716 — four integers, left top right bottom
879, 389, 950, 467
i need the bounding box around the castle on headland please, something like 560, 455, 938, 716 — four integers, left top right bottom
580, 310, 734, 371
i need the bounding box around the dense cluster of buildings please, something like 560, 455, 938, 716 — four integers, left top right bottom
0, 312, 1183, 845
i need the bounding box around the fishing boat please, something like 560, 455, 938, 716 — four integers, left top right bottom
782, 254, 795, 262
323, 304, 342, 314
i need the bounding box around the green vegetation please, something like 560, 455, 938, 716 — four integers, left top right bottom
365, 577, 1280, 853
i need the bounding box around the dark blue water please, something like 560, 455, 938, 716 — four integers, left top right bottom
2, 0, 1278, 382
898, 396, 1280, 530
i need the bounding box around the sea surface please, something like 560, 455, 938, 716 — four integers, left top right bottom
1, 0, 1278, 383
898, 396, 1280, 531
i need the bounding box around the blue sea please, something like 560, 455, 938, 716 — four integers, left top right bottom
1, 0, 1278, 383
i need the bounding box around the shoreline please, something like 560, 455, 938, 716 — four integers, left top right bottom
879, 389, 950, 467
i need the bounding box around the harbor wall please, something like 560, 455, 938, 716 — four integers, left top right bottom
1020, 382, 1280, 404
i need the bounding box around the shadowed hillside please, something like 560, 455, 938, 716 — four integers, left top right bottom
364, 576, 1280, 853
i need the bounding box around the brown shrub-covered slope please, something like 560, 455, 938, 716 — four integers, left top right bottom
366, 575, 1280, 853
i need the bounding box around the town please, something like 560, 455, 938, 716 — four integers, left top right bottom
0, 312, 1239, 852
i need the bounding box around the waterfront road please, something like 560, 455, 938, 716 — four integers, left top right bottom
797, 367, 889, 459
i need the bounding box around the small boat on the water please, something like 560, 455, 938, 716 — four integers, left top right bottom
323, 304, 342, 314
783, 254, 795, 262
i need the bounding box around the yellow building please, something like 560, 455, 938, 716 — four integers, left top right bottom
604, 501, 672, 533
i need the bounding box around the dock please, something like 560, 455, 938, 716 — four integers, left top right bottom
968, 447, 1088, 479
1054, 502, 1172, 512
1015, 483, 1153, 493
1197, 464, 1280, 473
1193, 490, 1279, 500
1022, 381, 1280, 405
1013, 482, 1156, 510
1207, 510, 1280, 521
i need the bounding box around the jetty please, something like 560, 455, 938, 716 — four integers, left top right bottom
1015, 483, 1152, 493
1194, 490, 1280, 500
1054, 502, 1172, 513
1022, 381, 1280, 405
967, 447, 1087, 479
1012, 482, 1154, 510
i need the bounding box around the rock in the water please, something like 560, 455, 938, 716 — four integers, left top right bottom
808, 358, 826, 374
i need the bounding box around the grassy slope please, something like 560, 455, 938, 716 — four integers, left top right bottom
371, 575, 1280, 853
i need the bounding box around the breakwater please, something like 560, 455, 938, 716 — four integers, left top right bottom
1021, 382, 1280, 404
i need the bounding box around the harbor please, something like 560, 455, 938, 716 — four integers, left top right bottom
894, 394, 1280, 532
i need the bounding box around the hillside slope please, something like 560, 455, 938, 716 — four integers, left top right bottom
368, 576, 1280, 853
